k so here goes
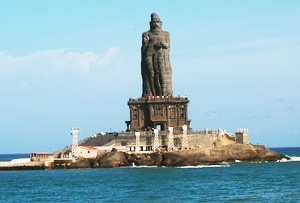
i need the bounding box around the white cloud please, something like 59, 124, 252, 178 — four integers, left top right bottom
0, 47, 120, 75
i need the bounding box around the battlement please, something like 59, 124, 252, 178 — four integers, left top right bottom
129, 96, 189, 102
236, 128, 249, 133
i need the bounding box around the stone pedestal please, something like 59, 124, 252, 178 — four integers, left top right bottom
126, 96, 191, 132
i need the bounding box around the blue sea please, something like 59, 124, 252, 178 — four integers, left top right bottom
0, 147, 299, 202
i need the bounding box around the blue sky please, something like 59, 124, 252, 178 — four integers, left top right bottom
1, 1, 299, 153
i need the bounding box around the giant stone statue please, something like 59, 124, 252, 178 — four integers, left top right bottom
126, 13, 191, 132
141, 13, 173, 97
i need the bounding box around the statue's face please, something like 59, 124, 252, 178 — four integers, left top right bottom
150, 20, 162, 30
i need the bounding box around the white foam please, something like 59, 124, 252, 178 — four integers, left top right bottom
129, 165, 159, 168
277, 156, 300, 162
178, 164, 230, 168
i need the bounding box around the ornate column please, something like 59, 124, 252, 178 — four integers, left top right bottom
168, 127, 175, 152
181, 124, 189, 150
71, 127, 80, 157
153, 129, 160, 151
176, 105, 180, 126
184, 104, 188, 125
135, 131, 140, 152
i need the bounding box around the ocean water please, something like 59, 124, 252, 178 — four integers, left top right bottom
0, 153, 29, 162
0, 147, 299, 202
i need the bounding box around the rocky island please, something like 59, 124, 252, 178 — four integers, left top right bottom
48, 13, 288, 169
48, 130, 288, 169
98, 137, 287, 168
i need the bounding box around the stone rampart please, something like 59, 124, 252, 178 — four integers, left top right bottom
110, 132, 216, 149
188, 133, 216, 148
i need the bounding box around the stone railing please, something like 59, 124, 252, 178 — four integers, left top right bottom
128, 96, 189, 102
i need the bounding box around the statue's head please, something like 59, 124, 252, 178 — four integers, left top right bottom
149, 13, 162, 31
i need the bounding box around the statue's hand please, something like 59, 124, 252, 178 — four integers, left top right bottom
143, 35, 149, 42
160, 42, 168, 49
154, 42, 162, 49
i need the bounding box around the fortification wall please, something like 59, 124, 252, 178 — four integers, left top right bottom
188, 133, 216, 148
114, 133, 216, 149
77, 131, 220, 150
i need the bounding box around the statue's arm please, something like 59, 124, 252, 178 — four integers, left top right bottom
142, 32, 149, 50
166, 31, 170, 48
161, 31, 170, 49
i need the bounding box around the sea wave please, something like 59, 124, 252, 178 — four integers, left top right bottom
177, 164, 230, 169
131, 165, 160, 168
121, 163, 161, 168
123, 164, 230, 168
277, 156, 300, 162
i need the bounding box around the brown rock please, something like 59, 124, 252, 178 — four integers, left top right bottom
96, 141, 288, 168
129, 152, 162, 166
98, 151, 129, 168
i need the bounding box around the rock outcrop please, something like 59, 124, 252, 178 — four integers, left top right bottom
48, 137, 288, 169
98, 149, 163, 168
160, 144, 286, 167
96, 137, 288, 168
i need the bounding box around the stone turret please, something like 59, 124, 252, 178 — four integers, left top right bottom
235, 128, 249, 144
